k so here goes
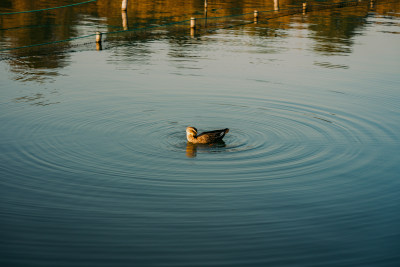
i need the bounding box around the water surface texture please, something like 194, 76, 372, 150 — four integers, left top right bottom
1, 0, 400, 266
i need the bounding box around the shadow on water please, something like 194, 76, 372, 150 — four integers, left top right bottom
186, 140, 226, 158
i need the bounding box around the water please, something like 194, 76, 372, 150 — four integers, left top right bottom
1, 0, 400, 266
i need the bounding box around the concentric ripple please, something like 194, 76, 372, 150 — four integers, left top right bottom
2, 2, 400, 265
2, 92, 397, 192
2, 91, 400, 267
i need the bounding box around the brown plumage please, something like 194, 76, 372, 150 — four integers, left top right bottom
186, 126, 229, 144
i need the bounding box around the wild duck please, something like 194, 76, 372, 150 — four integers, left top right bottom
186, 126, 229, 144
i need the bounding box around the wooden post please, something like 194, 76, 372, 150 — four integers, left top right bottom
96, 32, 102, 51
254, 10, 259, 18
254, 10, 259, 24
96, 31, 102, 43
302, 3, 307, 14
122, 11, 128, 30
274, 0, 279, 11
190, 17, 196, 29
121, 0, 128, 11
204, 0, 208, 9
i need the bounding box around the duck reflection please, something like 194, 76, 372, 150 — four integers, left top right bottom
186, 141, 226, 158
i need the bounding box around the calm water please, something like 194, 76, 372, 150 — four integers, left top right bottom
1, 0, 400, 266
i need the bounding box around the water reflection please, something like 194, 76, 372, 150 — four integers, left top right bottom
308, 9, 368, 55
14, 92, 60, 106
0, 0, 399, 107
186, 141, 227, 158
1, 2, 400, 267
314, 61, 349, 69
1, 0, 399, 80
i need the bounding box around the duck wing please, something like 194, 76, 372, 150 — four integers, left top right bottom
197, 128, 229, 143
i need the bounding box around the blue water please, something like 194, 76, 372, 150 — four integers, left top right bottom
1, 0, 400, 266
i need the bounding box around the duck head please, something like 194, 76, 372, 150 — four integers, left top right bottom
186, 126, 198, 141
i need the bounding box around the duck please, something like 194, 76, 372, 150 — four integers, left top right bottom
186, 126, 229, 144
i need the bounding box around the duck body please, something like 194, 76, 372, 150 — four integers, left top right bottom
186, 126, 229, 144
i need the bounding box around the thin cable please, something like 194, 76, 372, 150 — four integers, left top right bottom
0, 0, 97, 16
0, 0, 380, 53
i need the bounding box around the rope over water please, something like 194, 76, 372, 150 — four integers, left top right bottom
0, 0, 97, 16
0, 0, 391, 55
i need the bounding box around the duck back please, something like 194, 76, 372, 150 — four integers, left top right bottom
196, 128, 229, 144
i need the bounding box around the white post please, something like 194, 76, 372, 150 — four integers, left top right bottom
274, 0, 279, 11
121, 0, 128, 11
254, 10, 259, 24
96, 32, 102, 51
122, 11, 128, 30
96, 31, 102, 43
190, 17, 196, 29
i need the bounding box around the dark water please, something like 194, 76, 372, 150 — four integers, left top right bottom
1, 0, 400, 266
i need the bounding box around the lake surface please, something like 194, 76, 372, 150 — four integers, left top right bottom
1, 0, 400, 266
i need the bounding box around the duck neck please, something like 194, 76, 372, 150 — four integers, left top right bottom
187, 134, 197, 143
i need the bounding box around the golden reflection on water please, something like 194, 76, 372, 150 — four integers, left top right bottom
186, 141, 226, 158
0, 0, 399, 82
186, 142, 198, 158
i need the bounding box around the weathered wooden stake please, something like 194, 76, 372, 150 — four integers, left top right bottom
122, 11, 128, 30
253, 10, 259, 24
254, 10, 259, 18
302, 3, 307, 13
96, 31, 102, 43
121, 0, 128, 11
274, 0, 279, 11
190, 17, 196, 29
204, 0, 208, 9
96, 32, 102, 50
